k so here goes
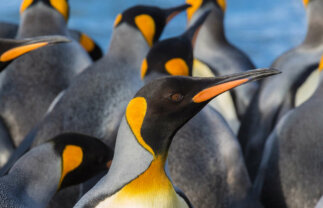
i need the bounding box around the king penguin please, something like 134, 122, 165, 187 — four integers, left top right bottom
238, 0, 323, 181
253, 55, 323, 208
0, 35, 69, 167
74, 68, 279, 208
0, 133, 113, 208
140, 12, 261, 208
0, 0, 92, 150
186, 0, 257, 132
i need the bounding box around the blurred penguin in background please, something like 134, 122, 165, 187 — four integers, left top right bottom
0, 133, 113, 208
0, 35, 70, 167
186, 0, 257, 132
0, 0, 93, 154
255, 55, 323, 208
239, 0, 323, 181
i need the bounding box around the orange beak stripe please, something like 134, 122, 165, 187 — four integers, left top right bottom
0, 42, 48, 62
193, 78, 248, 103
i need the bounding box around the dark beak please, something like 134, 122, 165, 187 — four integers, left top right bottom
164, 4, 192, 23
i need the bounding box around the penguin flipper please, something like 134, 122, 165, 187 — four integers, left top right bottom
174, 186, 194, 208
0, 35, 70, 71
68, 29, 103, 61
0, 117, 15, 168
0, 125, 39, 176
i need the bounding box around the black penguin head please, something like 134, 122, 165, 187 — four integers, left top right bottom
126, 69, 280, 157
140, 11, 210, 80
77, 32, 103, 61
186, 0, 225, 21
52, 133, 114, 190
0, 36, 70, 72
20, 0, 70, 21
113, 4, 191, 47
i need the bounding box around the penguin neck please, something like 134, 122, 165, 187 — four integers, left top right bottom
195, 7, 227, 47
17, 3, 68, 38
303, 2, 323, 47
107, 24, 150, 65
7, 143, 61, 207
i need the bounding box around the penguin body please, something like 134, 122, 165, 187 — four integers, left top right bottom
0, 0, 92, 148
316, 196, 323, 208
256, 61, 323, 208
187, 0, 257, 132
0, 133, 113, 208
74, 69, 279, 207
238, 0, 323, 181
0, 35, 69, 167
140, 15, 254, 207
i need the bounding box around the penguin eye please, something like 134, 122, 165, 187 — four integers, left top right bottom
170, 93, 184, 102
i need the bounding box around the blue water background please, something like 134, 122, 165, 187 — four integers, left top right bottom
1, 0, 307, 67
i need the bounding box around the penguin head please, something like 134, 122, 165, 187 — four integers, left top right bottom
0, 35, 70, 71
53, 133, 114, 190
140, 11, 210, 80
113, 4, 191, 47
126, 69, 280, 157
20, 0, 70, 21
186, 0, 226, 21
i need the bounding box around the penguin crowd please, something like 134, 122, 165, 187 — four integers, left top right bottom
0, 0, 321, 208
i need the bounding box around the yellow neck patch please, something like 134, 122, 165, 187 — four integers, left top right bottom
49, 0, 69, 21
79, 33, 95, 52
20, 0, 33, 14
319, 55, 323, 72
217, 0, 227, 11
126, 97, 155, 157
0, 42, 48, 62
135, 14, 155, 47
186, 0, 203, 21
95, 156, 188, 208
58, 145, 83, 188
303, 0, 310, 7
192, 59, 215, 77
114, 14, 123, 27
140, 58, 148, 79
165, 58, 189, 76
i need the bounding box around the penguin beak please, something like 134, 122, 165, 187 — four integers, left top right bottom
192, 68, 281, 103
164, 4, 192, 23
0, 36, 70, 70
183, 11, 210, 47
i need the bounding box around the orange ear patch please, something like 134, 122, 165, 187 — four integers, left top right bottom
80, 33, 95, 52
165, 58, 189, 76
0, 42, 48, 62
20, 0, 33, 14
50, 0, 69, 21
186, 0, 203, 21
140, 58, 148, 79
126, 97, 155, 157
114, 14, 123, 27
135, 14, 155, 47
58, 145, 83, 188
193, 79, 248, 103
